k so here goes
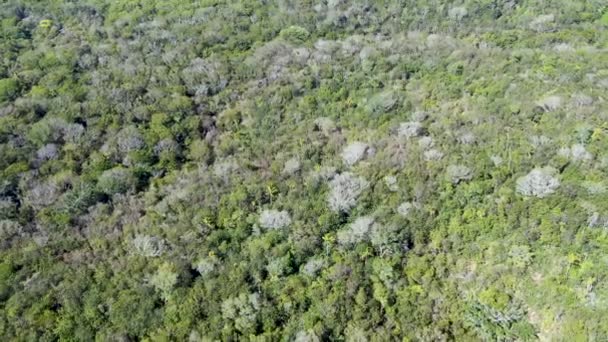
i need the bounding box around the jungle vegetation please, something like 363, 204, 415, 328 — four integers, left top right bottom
1, 0, 608, 340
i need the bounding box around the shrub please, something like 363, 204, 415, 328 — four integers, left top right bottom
0, 199, 17, 220
154, 139, 179, 156
367, 91, 398, 114
383, 175, 399, 191
282, 158, 301, 175
602, 11, 608, 25
530, 14, 555, 32
307, 166, 337, 186
0, 219, 22, 240
457, 132, 476, 145
553, 43, 573, 52
398, 122, 423, 138
294, 330, 321, 342
529, 135, 551, 149
337, 216, 374, 245
359, 46, 378, 61
448, 6, 468, 20
575, 126, 593, 144
188, 139, 212, 164
116, 126, 145, 155
181, 58, 227, 96
280, 25, 310, 44
213, 158, 239, 178
341, 142, 368, 166
132, 234, 166, 257
97, 167, 137, 195
424, 149, 444, 161
38, 19, 53, 29
24, 180, 62, 210
221, 293, 261, 333
558, 144, 592, 162
446, 165, 473, 184
259, 209, 292, 230
61, 182, 99, 214
490, 155, 503, 166
397, 202, 416, 217
571, 94, 593, 107
194, 255, 219, 276
582, 181, 606, 195
63, 123, 85, 143
412, 111, 428, 122
418, 136, 435, 149
327, 172, 369, 212
149, 262, 179, 300
36, 143, 59, 161
27, 118, 68, 146
302, 257, 325, 276
536, 95, 562, 112
0, 78, 18, 102
516, 167, 560, 198
313, 117, 337, 135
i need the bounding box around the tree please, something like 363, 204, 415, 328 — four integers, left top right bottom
327, 173, 369, 213
0, 78, 18, 102
259, 209, 292, 230
149, 262, 179, 300
96, 167, 137, 196
516, 167, 560, 198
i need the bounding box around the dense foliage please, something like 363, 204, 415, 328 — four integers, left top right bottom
1, 0, 608, 340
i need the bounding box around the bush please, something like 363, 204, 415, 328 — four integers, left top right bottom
294, 330, 320, 342
516, 167, 560, 198
194, 255, 219, 276
397, 202, 417, 217
313, 117, 337, 136
24, 180, 62, 210
188, 139, 212, 164
424, 149, 444, 161
116, 126, 145, 155
302, 257, 325, 276
149, 262, 179, 300
259, 209, 292, 230
535, 95, 562, 112
36, 144, 59, 161
398, 122, 423, 138
383, 175, 399, 191
0, 78, 18, 102
366, 91, 398, 114
0, 199, 17, 220
558, 144, 592, 162
132, 235, 166, 257
282, 158, 301, 175
448, 6, 468, 21
221, 293, 261, 333
446, 165, 473, 184
337, 216, 374, 245
327, 172, 369, 212
280, 26, 310, 44
582, 181, 606, 195
27, 118, 68, 146
341, 142, 368, 166
0, 219, 22, 240
571, 94, 593, 107
61, 182, 99, 214
96, 167, 137, 195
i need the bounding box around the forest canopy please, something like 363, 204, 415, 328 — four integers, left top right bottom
1, 0, 608, 340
